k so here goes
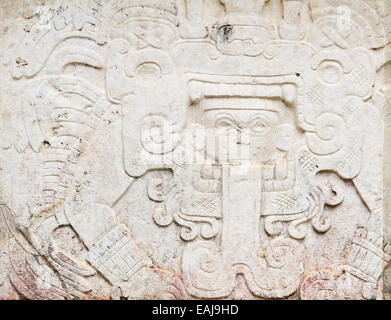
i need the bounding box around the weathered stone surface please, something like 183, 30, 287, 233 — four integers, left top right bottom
0, 0, 390, 300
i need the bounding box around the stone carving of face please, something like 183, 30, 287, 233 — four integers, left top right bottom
199, 98, 299, 164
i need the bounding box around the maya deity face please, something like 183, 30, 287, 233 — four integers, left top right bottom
199, 97, 299, 164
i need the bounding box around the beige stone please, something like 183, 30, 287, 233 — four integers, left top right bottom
0, 0, 390, 300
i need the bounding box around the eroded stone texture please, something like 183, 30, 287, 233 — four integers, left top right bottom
0, 0, 390, 300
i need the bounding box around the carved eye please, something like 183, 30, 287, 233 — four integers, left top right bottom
214, 114, 236, 131
249, 115, 270, 135
135, 62, 161, 82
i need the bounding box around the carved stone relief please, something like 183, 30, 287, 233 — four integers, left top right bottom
0, 0, 390, 300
